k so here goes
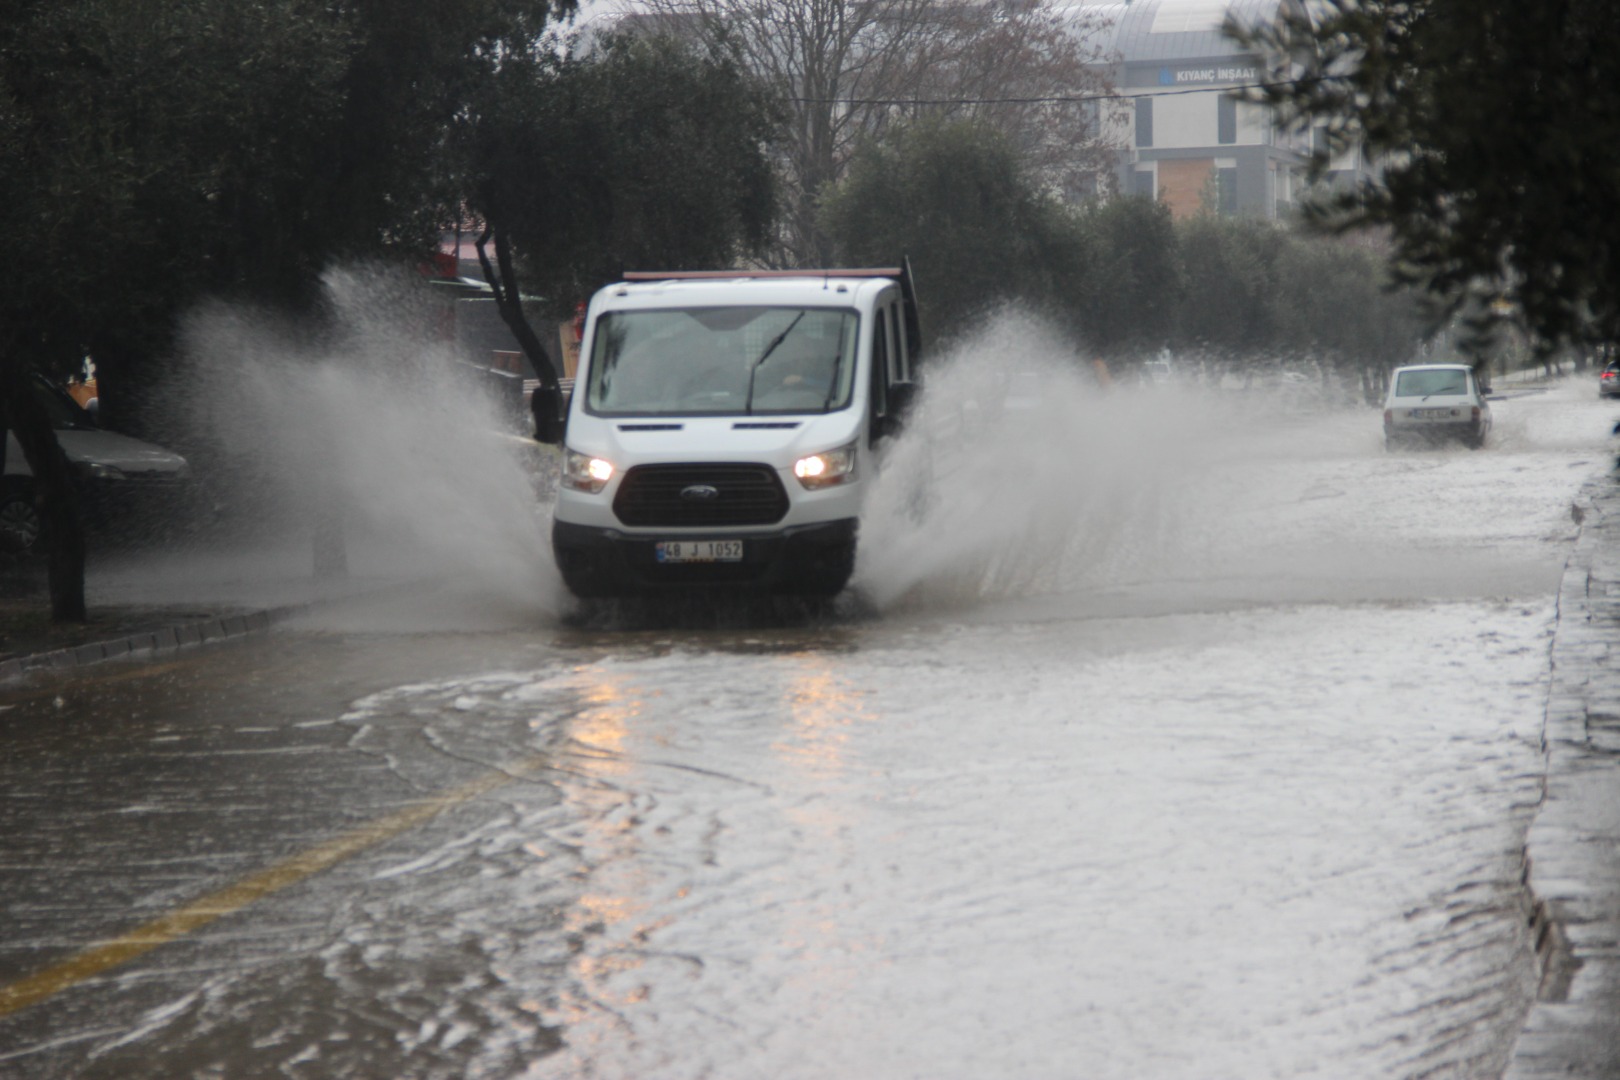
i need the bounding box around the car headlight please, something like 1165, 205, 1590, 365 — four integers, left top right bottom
76, 462, 127, 481
793, 442, 857, 490
562, 448, 615, 494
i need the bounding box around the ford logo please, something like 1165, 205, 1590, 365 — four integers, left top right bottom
681, 484, 721, 501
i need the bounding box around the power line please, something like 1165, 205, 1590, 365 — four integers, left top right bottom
785, 77, 1333, 107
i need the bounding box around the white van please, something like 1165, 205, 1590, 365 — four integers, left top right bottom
547, 267, 919, 598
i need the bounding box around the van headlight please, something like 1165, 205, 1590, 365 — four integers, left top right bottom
793, 442, 857, 490
562, 448, 615, 493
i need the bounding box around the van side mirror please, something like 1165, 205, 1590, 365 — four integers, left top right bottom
531, 385, 564, 446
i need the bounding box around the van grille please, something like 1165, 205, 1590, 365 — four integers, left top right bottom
613, 463, 789, 527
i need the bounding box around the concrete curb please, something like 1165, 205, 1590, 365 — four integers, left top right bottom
0, 577, 439, 684
0, 605, 296, 683
1508, 468, 1620, 1079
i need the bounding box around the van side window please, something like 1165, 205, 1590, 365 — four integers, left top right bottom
892, 302, 910, 383
884, 303, 903, 385
871, 307, 890, 425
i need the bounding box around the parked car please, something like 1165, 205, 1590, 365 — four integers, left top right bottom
1, 375, 190, 553
1382, 363, 1492, 450
1600, 361, 1620, 398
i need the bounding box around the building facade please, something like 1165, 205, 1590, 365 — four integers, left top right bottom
1064, 0, 1360, 220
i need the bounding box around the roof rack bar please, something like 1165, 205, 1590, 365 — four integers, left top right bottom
621, 268, 903, 282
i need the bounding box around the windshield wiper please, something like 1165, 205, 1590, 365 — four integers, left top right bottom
744, 311, 805, 414
823, 356, 842, 411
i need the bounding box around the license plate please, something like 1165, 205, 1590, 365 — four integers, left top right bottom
656, 539, 744, 563
1414, 407, 1457, 419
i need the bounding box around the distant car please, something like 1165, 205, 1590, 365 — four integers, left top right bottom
1, 375, 190, 553
1382, 363, 1492, 450
1600, 361, 1620, 398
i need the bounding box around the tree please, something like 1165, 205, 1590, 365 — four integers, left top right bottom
1176, 213, 1284, 361
0, 0, 355, 618
1270, 236, 1428, 399
0, 0, 577, 620
636, 0, 1122, 265
461, 29, 780, 410
1231, 0, 1620, 353
1072, 196, 1182, 360
819, 117, 1088, 345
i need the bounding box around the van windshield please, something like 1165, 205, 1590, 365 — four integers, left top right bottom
1395, 369, 1469, 397
585, 307, 860, 417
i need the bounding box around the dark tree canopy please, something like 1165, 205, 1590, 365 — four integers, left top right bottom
1232, 0, 1620, 353
464, 31, 781, 318
818, 115, 1427, 376
0, 0, 579, 394
820, 118, 1088, 344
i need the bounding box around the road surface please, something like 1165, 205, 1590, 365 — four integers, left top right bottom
1, 371, 1613, 1079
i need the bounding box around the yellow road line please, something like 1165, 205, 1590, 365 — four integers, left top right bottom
0, 756, 547, 1019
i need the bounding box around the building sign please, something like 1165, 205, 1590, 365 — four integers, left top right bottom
1159, 64, 1261, 85
1127, 63, 1262, 88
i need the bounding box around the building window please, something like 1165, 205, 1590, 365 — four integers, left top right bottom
1132, 168, 1156, 198
1218, 96, 1237, 144
1312, 124, 1331, 158
1080, 98, 1102, 140
1135, 96, 1153, 148
1218, 167, 1237, 213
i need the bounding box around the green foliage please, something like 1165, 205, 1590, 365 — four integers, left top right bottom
820, 118, 1088, 344
1070, 197, 1182, 358
0, 0, 577, 384
1178, 213, 1280, 355
819, 116, 1426, 372
465, 32, 782, 315
1232, 0, 1620, 353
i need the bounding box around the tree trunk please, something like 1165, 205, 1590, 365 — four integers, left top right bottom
0, 345, 87, 622
474, 219, 560, 391
475, 212, 567, 444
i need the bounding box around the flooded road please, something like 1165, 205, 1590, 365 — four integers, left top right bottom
1, 378, 1614, 1078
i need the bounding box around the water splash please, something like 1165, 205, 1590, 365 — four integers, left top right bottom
161, 264, 570, 625
854, 312, 1231, 611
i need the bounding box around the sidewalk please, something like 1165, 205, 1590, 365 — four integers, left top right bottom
1508, 464, 1620, 1078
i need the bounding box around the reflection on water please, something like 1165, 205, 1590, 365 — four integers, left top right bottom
772, 654, 871, 779
547, 666, 658, 1045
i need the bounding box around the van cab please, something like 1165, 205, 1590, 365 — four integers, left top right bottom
550, 267, 919, 598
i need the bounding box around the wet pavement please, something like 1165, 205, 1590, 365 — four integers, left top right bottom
1, 379, 1618, 1077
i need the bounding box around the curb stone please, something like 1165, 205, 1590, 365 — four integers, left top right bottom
0, 579, 435, 685
1507, 468, 1620, 1079
0, 603, 304, 684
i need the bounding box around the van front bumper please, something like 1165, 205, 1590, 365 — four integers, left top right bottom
552, 517, 857, 598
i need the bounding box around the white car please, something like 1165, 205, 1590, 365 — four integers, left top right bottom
1382, 363, 1492, 450
1, 376, 190, 553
